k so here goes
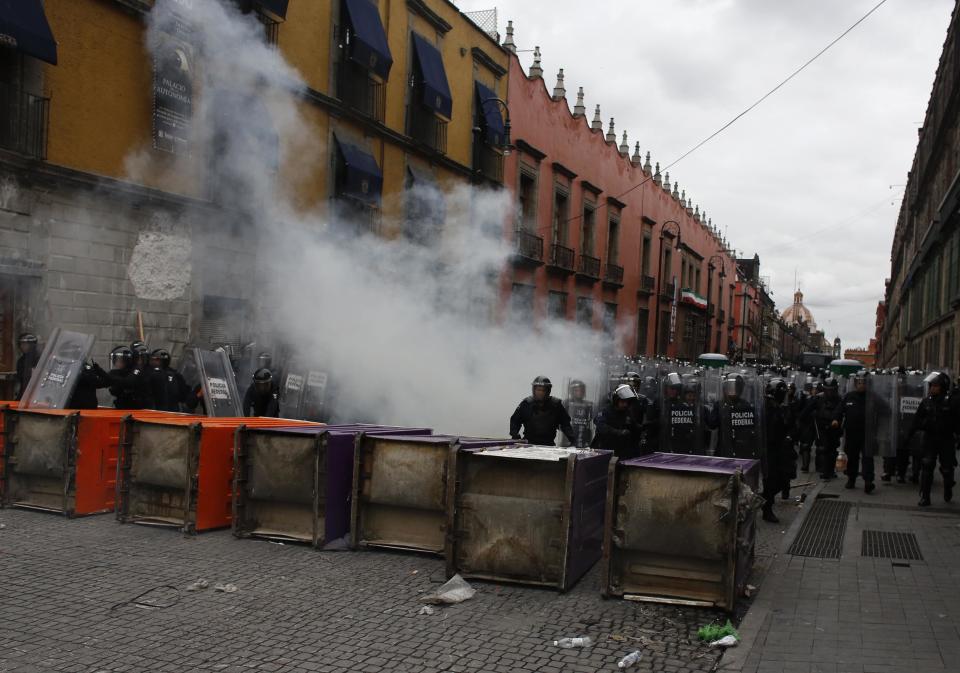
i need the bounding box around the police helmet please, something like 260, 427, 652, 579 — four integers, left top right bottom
723, 374, 745, 398
766, 377, 788, 401
531, 375, 552, 396
822, 377, 840, 391
613, 384, 638, 403
110, 346, 133, 369
664, 372, 683, 391
150, 348, 171, 369
924, 371, 950, 393
18, 333, 38, 345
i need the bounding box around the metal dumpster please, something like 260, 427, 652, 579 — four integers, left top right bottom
233, 424, 430, 546
2, 408, 185, 516
0, 401, 18, 502
447, 445, 612, 591
602, 453, 761, 610
351, 434, 509, 554
118, 416, 320, 533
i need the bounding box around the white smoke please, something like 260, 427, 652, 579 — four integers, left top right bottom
140, 0, 612, 435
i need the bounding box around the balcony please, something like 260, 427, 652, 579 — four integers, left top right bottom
576, 254, 601, 282
603, 263, 624, 289
409, 107, 448, 154
0, 83, 50, 160
475, 142, 504, 183
661, 282, 676, 300
637, 275, 656, 295
514, 230, 544, 266
337, 61, 386, 122
547, 243, 575, 274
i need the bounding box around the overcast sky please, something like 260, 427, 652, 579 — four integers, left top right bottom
456, 0, 953, 348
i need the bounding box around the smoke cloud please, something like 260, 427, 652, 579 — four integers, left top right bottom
140, 0, 612, 436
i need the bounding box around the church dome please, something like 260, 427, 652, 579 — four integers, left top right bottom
782, 290, 817, 331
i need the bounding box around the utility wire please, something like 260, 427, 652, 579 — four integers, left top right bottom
542, 0, 892, 232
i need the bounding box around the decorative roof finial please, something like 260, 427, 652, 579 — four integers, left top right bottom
573, 87, 585, 117
606, 117, 616, 143
672, 181, 680, 200
643, 151, 652, 174
654, 162, 662, 186
664, 172, 671, 192
631, 142, 642, 165
591, 104, 602, 131
552, 68, 566, 100
503, 20, 516, 53
694, 205, 701, 221
529, 46, 543, 79
619, 131, 629, 155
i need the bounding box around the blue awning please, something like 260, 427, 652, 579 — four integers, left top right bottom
256, 0, 288, 20
343, 0, 392, 80
412, 33, 452, 119
335, 135, 382, 204
0, 0, 57, 65
475, 81, 504, 146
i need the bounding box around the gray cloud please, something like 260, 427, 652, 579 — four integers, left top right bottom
460, 0, 952, 347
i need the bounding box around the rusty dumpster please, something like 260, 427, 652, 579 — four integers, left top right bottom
117, 416, 320, 533
351, 434, 509, 554
233, 424, 431, 546
446, 445, 612, 591
0, 401, 18, 502
601, 453, 761, 610
1, 408, 186, 517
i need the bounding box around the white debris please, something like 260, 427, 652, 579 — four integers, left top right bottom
213, 583, 238, 593
617, 651, 642, 668
553, 637, 593, 648
710, 635, 739, 648
418, 606, 436, 616
420, 574, 476, 605
185, 579, 209, 592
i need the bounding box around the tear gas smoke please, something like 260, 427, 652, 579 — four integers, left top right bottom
141, 0, 614, 435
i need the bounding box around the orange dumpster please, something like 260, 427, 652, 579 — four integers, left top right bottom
118, 416, 322, 533
1, 407, 190, 517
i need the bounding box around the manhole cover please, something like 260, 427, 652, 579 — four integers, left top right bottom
861, 530, 923, 561
788, 500, 852, 559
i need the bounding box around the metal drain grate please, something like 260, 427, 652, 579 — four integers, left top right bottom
788, 500, 853, 558
861, 530, 923, 561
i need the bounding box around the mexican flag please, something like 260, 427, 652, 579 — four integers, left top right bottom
680, 289, 708, 310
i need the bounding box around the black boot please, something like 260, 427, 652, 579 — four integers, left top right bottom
944, 483, 953, 503
781, 488, 790, 500
864, 482, 875, 495
762, 507, 780, 523
845, 477, 856, 489
919, 495, 931, 507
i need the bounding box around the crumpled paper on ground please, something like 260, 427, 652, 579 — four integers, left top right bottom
420, 574, 476, 605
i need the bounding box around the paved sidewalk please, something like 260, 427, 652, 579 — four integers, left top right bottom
720, 468, 960, 673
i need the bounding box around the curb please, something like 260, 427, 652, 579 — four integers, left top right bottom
715, 479, 826, 672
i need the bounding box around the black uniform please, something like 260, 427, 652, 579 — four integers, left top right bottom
67, 362, 111, 409
662, 397, 701, 454
562, 399, 595, 448
791, 391, 813, 471
712, 398, 761, 459
510, 396, 575, 446
909, 393, 959, 503
243, 382, 280, 418
763, 397, 794, 516
15, 349, 40, 400
800, 393, 843, 478
593, 399, 647, 459
835, 389, 873, 486
150, 367, 191, 412
108, 367, 153, 410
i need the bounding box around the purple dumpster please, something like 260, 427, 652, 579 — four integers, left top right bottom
233, 424, 430, 546
602, 452, 761, 611
350, 434, 511, 555
446, 445, 612, 591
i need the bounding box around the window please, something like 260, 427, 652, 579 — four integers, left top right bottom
234, 1, 285, 45
408, 33, 452, 154
641, 232, 652, 277
607, 215, 620, 265
474, 81, 505, 182
547, 291, 568, 320
404, 165, 444, 244
332, 135, 383, 232
636, 309, 649, 355
199, 295, 248, 350
581, 200, 596, 257
517, 167, 537, 232
552, 186, 569, 245
663, 249, 673, 287
509, 284, 535, 321
695, 268, 701, 294
336, 0, 392, 121
576, 297, 594, 327
680, 259, 687, 289
603, 302, 618, 334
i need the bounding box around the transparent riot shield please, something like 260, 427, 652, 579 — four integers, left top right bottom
194, 348, 243, 417
658, 373, 705, 455
301, 369, 331, 422
865, 374, 897, 458
19, 328, 96, 410
716, 374, 764, 459
560, 377, 596, 448
898, 374, 925, 457
278, 365, 306, 418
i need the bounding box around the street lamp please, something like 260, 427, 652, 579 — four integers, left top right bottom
653, 220, 681, 356
479, 96, 512, 155
707, 254, 726, 352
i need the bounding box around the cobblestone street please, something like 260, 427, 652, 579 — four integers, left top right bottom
0, 508, 743, 673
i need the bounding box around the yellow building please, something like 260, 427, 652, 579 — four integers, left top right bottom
0, 0, 509, 385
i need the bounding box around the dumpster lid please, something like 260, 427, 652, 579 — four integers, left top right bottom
623, 452, 759, 475
470, 445, 605, 462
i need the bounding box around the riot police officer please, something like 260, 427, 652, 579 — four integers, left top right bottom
908, 372, 958, 507
593, 384, 647, 459
562, 379, 594, 448
793, 378, 815, 472
149, 348, 191, 412
243, 367, 280, 417
67, 359, 111, 409
660, 373, 704, 455
763, 378, 794, 523
711, 374, 762, 459
833, 372, 874, 493
510, 376, 575, 446
800, 378, 843, 480
15, 332, 40, 400
107, 345, 153, 409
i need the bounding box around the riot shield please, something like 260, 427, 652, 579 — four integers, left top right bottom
898, 374, 925, 456
194, 348, 243, 417
561, 377, 595, 448
278, 366, 306, 418
716, 374, 764, 459
865, 374, 897, 458
658, 374, 705, 455
19, 328, 96, 410
300, 369, 331, 422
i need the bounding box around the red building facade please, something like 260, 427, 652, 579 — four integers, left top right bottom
499, 51, 739, 358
